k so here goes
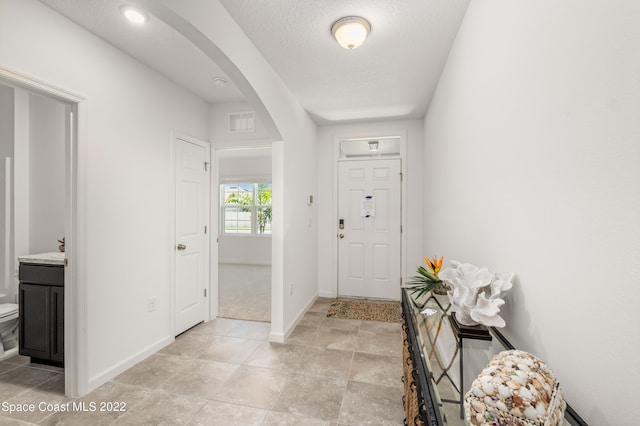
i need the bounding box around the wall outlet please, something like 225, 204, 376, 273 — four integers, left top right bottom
148, 297, 157, 312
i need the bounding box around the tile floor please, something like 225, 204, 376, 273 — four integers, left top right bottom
0, 298, 404, 425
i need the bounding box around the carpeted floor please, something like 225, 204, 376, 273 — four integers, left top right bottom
327, 298, 402, 323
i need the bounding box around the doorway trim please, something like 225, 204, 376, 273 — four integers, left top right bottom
0, 65, 85, 396
332, 131, 408, 300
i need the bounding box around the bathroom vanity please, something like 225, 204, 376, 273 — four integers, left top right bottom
17, 253, 65, 367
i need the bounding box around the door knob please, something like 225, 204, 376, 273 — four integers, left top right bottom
338, 234, 344, 239
177, 244, 187, 251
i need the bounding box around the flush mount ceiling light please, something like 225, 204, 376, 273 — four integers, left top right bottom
213, 77, 229, 88
119, 5, 149, 25
368, 140, 379, 152
331, 16, 371, 49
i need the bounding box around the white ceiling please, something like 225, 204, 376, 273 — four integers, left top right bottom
38, 0, 470, 124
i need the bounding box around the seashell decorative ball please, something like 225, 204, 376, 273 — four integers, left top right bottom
464, 350, 566, 426
439, 260, 514, 327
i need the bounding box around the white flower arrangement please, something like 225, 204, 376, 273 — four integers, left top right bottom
439, 260, 514, 328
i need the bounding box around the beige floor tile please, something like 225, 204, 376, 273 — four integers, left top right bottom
111, 389, 206, 425
321, 317, 361, 332
311, 327, 358, 351
0, 355, 31, 366
40, 382, 152, 426
272, 373, 347, 421
189, 400, 268, 426
285, 324, 318, 346
188, 318, 245, 336
159, 358, 238, 400
0, 363, 19, 375
198, 335, 263, 364
308, 298, 333, 313
4, 315, 404, 425
0, 417, 34, 425
0, 367, 60, 401
113, 353, 188, 389
158, 333, 212, 358
338, 381, 404, 425
349, 352, 403, 388
295, 347, 353, 379
356, 330, 402, 357
298, 311, 327, 327
225, 320, 271, 340
212, 365, 288, 409
262, 411, 333, 425
245, 342, 305, 369
3, 374, 69, 424
359, 319, 402, 335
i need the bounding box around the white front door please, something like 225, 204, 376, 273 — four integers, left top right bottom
338, 159, 402, 300
174, 137, 209, 335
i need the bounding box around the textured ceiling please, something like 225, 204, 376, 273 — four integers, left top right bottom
219, 0, 470, 123
37, 0, 470, 124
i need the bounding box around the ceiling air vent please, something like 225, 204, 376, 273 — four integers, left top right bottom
228, 111, 255, 133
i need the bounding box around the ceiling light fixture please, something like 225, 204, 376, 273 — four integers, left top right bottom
331, 16, 371, 50
213, 77, 229, 88
120, 5, 149, 25
368, 141, 379, 152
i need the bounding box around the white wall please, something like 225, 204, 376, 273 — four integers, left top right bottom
0, 0, 210, 393
316, 120, 424, 298
155, 0, 318, 340
423, 1, 640, 424
28, 93, 65, 254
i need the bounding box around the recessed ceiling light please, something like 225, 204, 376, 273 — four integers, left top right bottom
119, 5, 149, 25
213, 77, 229, 88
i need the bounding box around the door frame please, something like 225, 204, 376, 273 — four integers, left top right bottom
169, 133, 211, 335
332, 131, 407, 300
0, 66, 85, 396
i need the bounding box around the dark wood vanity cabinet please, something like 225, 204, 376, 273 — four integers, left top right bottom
19, 263, 64, 366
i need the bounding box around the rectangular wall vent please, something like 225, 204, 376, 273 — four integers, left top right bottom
228, 111, 255, 133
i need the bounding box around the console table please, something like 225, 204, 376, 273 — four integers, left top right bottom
401, 289, 587, 426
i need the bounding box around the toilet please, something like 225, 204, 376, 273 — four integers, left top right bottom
0, 303, 19, 358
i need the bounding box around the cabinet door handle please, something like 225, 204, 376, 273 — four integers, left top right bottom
177, 244, 187, 251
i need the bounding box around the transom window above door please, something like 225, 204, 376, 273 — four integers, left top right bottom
221, 182, 272, 235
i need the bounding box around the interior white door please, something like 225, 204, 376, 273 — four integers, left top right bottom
175, 137, 209, 335
338, 159, 402, 300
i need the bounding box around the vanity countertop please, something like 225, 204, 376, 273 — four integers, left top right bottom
18, 252, 65, 266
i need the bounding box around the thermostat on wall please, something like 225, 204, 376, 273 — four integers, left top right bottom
307, 194, 314, 205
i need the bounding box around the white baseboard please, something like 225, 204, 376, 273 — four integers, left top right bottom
270, 294, 318, 343
87, 335, 172, 392
318, 291, 336, 298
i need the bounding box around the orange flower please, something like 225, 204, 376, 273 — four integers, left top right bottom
424, 255, 444, 274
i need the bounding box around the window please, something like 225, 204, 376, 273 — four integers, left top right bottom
221, 182, 272, 235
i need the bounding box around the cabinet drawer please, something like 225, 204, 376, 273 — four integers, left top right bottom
19, 264, 64, 286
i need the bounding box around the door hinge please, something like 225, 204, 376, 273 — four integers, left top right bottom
204, 225, 207, 234
204, 289, 207, 297
400, 276, 403, 285
400, 172, 403, 182
401, 225, 403, 233
204, 162, 209, 171
64, 258, 68, 267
